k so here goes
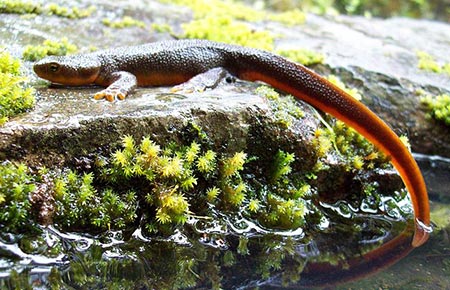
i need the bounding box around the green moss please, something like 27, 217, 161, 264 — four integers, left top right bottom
197, 150, 217, 174
0, 0, 41, 14
46, 3, 95, 19
313, 119, 389, 172
0, 0, 95, 18
268, 9, 306, 26
22, 37, 78, 61
0, 49, 35, 125
421, 93, 450, 126
161, 0, 307, 51
0, 162, 37, 233
263, 193, 307, 229
53, 170, 137, 231
102, 135, 201, 227
277, 48, 325, 66
101, 136, 250, 225
86, 133, 319, 233
102, 16, 146, 29
221, 152, 247, 178
182, 16, 275, 51
270, 150, 295, 183
416, 51, 450, 76
151, 23, 174, 34
306, 76, 395, 202
255, 86, 305, 128
160, 0, 266, 22
250, 149, 311, 230
327, 74, 362, 101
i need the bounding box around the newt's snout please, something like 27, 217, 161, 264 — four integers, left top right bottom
34, 55, 101, 86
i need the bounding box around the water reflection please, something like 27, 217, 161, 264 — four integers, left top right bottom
0, 198, 416, 289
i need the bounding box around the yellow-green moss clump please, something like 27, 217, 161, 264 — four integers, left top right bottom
160, 0, 266, 22
52, 170, 137, 231
161, 0, 305, 51
151, 23, 174, 34
416, 51, 450, 76
0, 0, 41, 14
102, 16, 146, 29
267, 9, 306, 26
255, 86, 305, 128
0, 132, 312, 236
421, 93, 450, 126
22, 37, 78, 61
98, 135, 305, 233
45, 3, 95, 18
0, 162, 36, 233
181, 16, 274, 51
313, 119, 389, 171
162, 0, 270, 49
0, 0, 95, 18
310, 75, 388, 171
0, 49, 35, 125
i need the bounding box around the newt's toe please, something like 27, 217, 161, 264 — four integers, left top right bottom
105, 94, 114, 102
117, 92, 126, 100
94, 92, 106, 100
94, 88, 128, 101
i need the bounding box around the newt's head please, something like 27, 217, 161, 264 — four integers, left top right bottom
33, 55, 101, 86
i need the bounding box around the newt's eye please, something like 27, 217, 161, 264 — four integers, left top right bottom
49, 63, 59, 72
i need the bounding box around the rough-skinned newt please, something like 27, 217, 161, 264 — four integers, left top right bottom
33, 39, 431, 247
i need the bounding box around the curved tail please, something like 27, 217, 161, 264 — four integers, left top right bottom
236, 54, 431, 247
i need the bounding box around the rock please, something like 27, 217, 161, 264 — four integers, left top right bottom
0, 81, 318, 169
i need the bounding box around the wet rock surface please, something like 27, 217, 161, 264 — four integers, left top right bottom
0, 82, 274, 166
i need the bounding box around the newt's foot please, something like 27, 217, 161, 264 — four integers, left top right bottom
94, 88, 127, 102
171, 67, 235, 94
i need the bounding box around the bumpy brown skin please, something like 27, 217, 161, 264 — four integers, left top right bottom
33, 39, 431, 247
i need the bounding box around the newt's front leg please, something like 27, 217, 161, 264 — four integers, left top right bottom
94, 71, 137, 102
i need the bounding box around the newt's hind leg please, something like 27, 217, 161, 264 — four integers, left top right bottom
171, 67, 235, 93
94, 71, 137, 102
